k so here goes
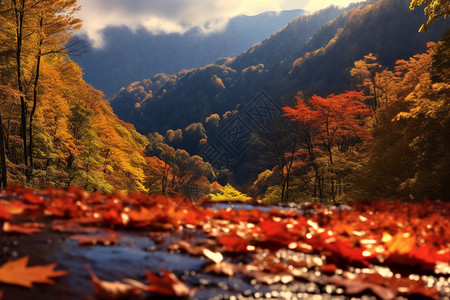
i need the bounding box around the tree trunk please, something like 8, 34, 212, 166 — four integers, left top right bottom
29, 15, 43, 177
13, 0, 29, 179
0, 113, 7, 189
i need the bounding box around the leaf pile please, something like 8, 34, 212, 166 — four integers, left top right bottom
0, 185, 449, 299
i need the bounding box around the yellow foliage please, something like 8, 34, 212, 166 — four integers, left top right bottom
209, 184, 251, 202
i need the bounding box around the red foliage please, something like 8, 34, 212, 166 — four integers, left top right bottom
0, 185, 448, 299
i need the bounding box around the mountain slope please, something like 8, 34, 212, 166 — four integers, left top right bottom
111, 6, 347, 133
70, 9, 306, 97
111, 0, 447, 137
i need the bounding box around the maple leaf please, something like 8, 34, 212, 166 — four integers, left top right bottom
218, 234, 250, 252
243, 269, 294, 285
328, 276, 397, 300
128, 206, 158, 227
2, 222, 44, 234
0, 256, 68, 288
0, 205, 10, 220
22, 192, 44, 205
102, 209, 123, 226
51, 221, 99, 234
168, 240, 223, 263
146, 269, 193, 297
0, 200, 28, 216
85, 264, 142, 300
204, 261, 240, 277
259, 219, 292, 246
202, 248, 223, 264
169, 240, 204, 256
70, 229, 120, 246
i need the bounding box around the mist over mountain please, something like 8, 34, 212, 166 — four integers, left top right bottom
70, 9, 306, 97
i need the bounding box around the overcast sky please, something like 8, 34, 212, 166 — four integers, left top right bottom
77, 0, 359, 48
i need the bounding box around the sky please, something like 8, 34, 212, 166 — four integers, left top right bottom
77, 0, 359, 48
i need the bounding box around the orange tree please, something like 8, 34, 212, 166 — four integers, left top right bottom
283, 91, 371, 202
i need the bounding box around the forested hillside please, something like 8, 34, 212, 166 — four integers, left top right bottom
110, 0, 449, 202
111, 0, 447, 135
0, 0, 152, 192
70, 9, 306, 97
0, 0, 221, 194
110, 5, 347, 133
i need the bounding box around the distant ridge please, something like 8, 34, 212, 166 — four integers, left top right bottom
70, 9, 307, 97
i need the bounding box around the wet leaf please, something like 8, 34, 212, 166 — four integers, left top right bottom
243, 269, 294, 285
204, 261, 240, 277
218, 234, 249, 252
0, 205, 10, 220
2, 222, 44, 234
202, 248, 223, 264
51, 221, 99, 234
70, 229, 119, 246
22, 192, 44, 205
328, 276, 397, 300
146, 269, 193, 297
85, 264, 142, 300
0, 256, 68, 288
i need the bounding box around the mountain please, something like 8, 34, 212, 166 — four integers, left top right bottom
110, 6, 347, 132
111, 0, 448, 136
70, 9, 307, 97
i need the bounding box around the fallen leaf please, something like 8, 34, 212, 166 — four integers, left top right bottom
202, 248, 223, 264
218, 234, 249, 252
328, 276, 397, 300
0, 205, 10, 220
146, 269, 193, 297
320, 264, 338, 274
204, 261, 240, 277
22, 192, 44, 205
51, 221, 99, 234
363, 273, 440, 300
70, 229, 119, 246
3, 222, 44, 234
169, 240, 204, 255
243, 269, 294, 285
0, 256, 68, 288
0, 200, 26, 215
85, 264, 142, 300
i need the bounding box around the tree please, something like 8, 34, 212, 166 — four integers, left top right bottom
410, 0, 450, 31
0, 85, 24, 187
351, 41, 449, 201
284, 91, 371, 202
0, 112, 6, 188
28, 0, 81, 177
350, 54, 384, 111
253, 111, 302, 203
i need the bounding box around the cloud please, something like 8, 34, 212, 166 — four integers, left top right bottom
77, 0, 357, 48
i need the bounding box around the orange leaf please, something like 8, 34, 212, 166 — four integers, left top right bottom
0, 205, 10, 220
85, 264, 142, 300
0, 256, 68, 288
146, 269, 193, 297
22, 192, 44, 205
328, 276, 397, 300
204, 261, 240, 277
2, 222, 44, 234
218, 234, 249, 252
70, 229, 119, 246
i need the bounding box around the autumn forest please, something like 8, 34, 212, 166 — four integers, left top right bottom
0, 0, 449, 299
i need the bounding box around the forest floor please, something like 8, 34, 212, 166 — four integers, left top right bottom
0, 185, 449, 300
